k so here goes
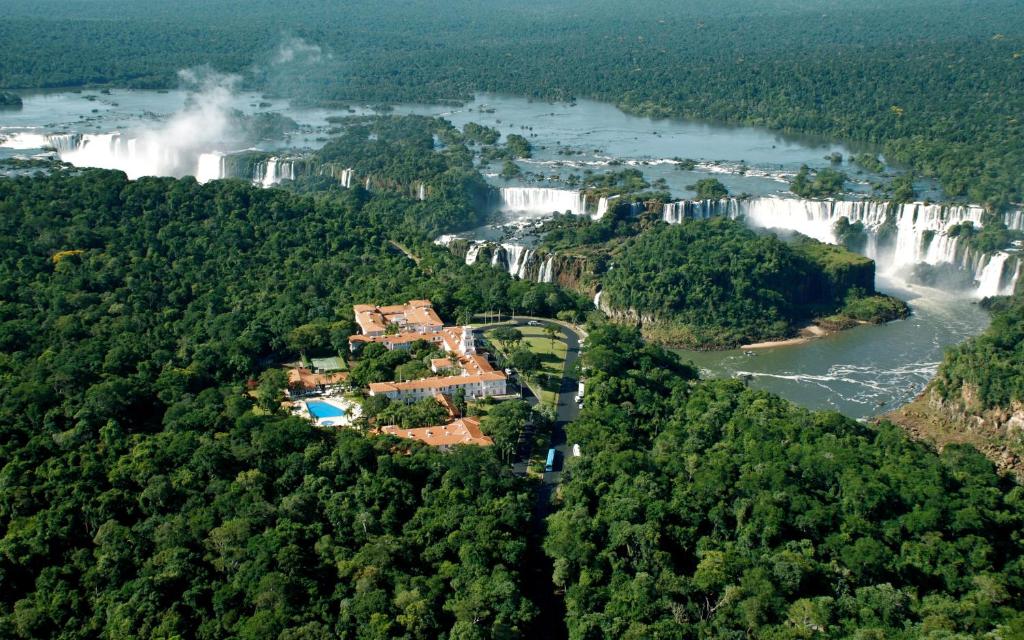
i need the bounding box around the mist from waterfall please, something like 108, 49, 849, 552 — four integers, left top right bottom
50, 70, 243, 180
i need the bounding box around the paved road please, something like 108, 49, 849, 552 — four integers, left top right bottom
473, 316, 583, 484
475, 316, 582, 640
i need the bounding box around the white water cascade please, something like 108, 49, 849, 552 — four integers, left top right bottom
196, 152, 227, 183
976, 253, 1013, 297
418, 183, 427, 201
339, 168, 354, 188
595, 195, 620, 220
0, 131, 53, 150
254, 157, 296, 187
499, 187, 587, 216
465, 243, 483, 266
662, 196, 1023, 296
493, 243, 535, 279
44, 132, 186, 179
538, 256, 555, 283
593, 290, 603, 310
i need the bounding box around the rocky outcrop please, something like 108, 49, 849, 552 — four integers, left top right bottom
886, 386, 1024, 481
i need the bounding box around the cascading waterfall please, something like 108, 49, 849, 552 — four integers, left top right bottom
465, 243, 482, 266
196, 152, 227, 183
418, 183, 427, 201
593, 290, 603, 309
976, 253, 1013, 297
662, 199, 724, 224
0, 131, 54, 149
44, 132, 183, 179
1005, 210, 1024, 231
253, 157, 296, 187
320, 166, 355, 187
45, 133, 82, 153
492, 243, 535, 279
661, 196, 1023, 295
595, 195, 620, 220
538, 256, 555, 283
498, 187, 587, 215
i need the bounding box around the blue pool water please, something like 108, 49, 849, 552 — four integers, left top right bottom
306, 401, 346, 419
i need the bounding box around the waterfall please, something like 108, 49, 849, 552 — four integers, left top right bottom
196, 152, 226, 183
661, 196, 1023, 294
465, 243, 482, 266
365, 177, 371, 190
663, 199, 726, 224
976, 253, 1014, 297
595, 195, 620, 220
494, 243, 534, 279
44, 132, 183, 179
1004, 210, 1024, 231
499, 187, 587, 215
45, 133, 82, 153
0, 132, 53, 149
538, 255, 555, 283
593, 290, 603, 310
340, 168, 354, 188
418, 183, 427, 201
253, 157, 296, 187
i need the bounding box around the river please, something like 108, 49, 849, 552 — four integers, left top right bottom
1, 88, 920, 197
674, 276, 990, 420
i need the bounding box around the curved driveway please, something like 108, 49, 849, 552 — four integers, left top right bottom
472, 316, 583, 484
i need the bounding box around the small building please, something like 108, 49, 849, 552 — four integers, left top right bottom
368, 370, 507, 403
352, 299, 443, 337
379, 393, 493, 448
287, 367, 348, 396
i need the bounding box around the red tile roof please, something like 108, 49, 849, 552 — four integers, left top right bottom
288, 367, 348, 391
380, 418, 493, 447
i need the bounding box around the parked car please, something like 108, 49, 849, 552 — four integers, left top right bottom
527, 320, 540, 326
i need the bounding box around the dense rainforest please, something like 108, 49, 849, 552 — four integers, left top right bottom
0, 153, 1022, 638
0, 163, 592, 638
548, 324, 1024, 638
2, 0, 1023, 205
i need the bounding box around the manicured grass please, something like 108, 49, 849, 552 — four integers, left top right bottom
484, 324, 570, 406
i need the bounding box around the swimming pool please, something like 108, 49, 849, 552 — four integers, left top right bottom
306, 400, 346, 419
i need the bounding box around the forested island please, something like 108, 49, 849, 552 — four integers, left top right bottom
461, 202, 909, 349
598, 218, 907, 348
0, 92, 22, 109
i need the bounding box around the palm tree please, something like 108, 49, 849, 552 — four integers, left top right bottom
544, 324, 558, 350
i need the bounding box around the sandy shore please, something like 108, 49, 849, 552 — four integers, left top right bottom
740, 325, 829, 350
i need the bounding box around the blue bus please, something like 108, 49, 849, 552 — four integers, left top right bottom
545, 448, 557, 472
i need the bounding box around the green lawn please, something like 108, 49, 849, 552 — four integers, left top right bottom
484, 324, 569, 406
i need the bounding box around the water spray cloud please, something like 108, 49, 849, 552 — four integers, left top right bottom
55, 69, 243, 180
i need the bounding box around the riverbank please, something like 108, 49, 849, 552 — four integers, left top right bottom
884, 388, 1024, 482
741, 325, 830, 349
